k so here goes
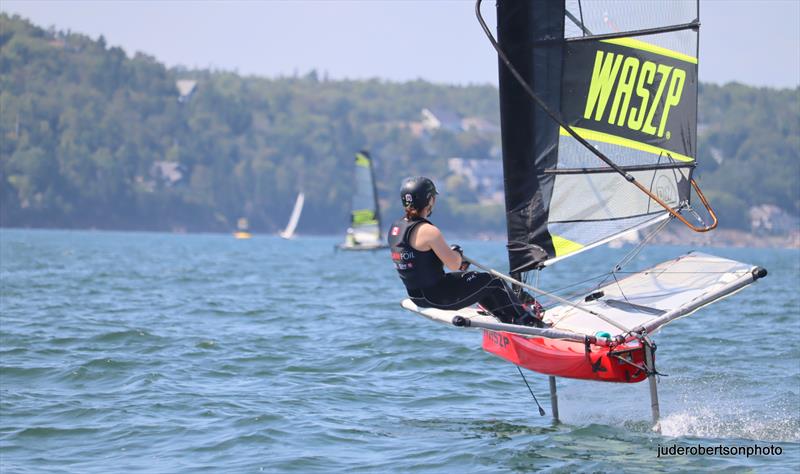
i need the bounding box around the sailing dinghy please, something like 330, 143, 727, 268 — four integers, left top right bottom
337, 151, 388, 251
400, 0, 767, 427
279, 192, 304, 240
233, 217, 252, 240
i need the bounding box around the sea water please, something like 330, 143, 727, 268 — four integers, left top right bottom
1, 229, 798, 473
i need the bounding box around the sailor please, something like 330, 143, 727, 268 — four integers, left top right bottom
345, 227, 357, 246
388, 176, 545, 327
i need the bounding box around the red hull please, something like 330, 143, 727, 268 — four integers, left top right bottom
482, 331, 649, 383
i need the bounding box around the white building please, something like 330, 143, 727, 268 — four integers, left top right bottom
421, 107, 463, 132
749, 204, 799, 235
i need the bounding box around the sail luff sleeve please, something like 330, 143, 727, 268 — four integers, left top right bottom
497, 0, 565, 273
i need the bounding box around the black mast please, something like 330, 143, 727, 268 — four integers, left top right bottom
363, 150, 383, 236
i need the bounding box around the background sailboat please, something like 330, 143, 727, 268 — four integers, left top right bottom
279, 192, 305, 240
233, 217, 252, 239
337, 151, 388, 251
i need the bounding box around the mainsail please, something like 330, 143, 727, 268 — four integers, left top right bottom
346, 151, 384, 246
494, 0, 701, 272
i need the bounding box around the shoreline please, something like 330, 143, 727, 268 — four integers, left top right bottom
2, 225, 799, 249
648, 227, 800, 249
449, 227, 800, 250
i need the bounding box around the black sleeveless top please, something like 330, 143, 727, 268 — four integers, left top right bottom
387, 217, 444, 291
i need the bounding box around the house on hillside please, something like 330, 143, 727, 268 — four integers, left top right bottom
461, 116, 500, 134
150, 161, 185, 187
421, 107, 463, 132
749, 205, 799, 235
448, 158, 504, 204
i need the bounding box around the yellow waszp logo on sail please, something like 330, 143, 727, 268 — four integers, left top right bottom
583, 44, 689, 140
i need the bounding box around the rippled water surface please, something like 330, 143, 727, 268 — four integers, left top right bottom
1, 229, 799, 472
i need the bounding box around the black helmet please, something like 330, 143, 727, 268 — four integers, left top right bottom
400, 176, 438, 210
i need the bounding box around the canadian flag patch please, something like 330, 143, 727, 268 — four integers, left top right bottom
391, 226, 400, 236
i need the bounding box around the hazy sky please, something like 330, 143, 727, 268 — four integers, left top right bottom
2, 0, 798, 88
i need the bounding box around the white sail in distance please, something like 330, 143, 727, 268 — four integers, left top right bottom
280, 192, 305, 239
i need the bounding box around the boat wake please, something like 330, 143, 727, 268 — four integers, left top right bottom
538, 379, 799, 443
659, 404, 800, 442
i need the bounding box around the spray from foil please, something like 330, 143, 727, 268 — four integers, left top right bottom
548, 376, 799, 442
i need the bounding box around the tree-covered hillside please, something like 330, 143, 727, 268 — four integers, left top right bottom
1, 14, 797, 234
696, 83, 799, 229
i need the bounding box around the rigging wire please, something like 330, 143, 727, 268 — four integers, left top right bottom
598, 216, 674, 298
530, 219, 673, 306
605, 271, 627, 303
578, 0, 587, 36
465, 256, 631, 332
612, 216, 673, 273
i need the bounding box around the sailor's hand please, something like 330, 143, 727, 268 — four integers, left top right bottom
450, 245, 470, 271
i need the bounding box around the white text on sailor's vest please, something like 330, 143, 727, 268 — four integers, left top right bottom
583, 50, 686, 138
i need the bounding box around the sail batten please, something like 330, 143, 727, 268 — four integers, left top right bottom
558, 126, 695, 163
496, 0, 699, 271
